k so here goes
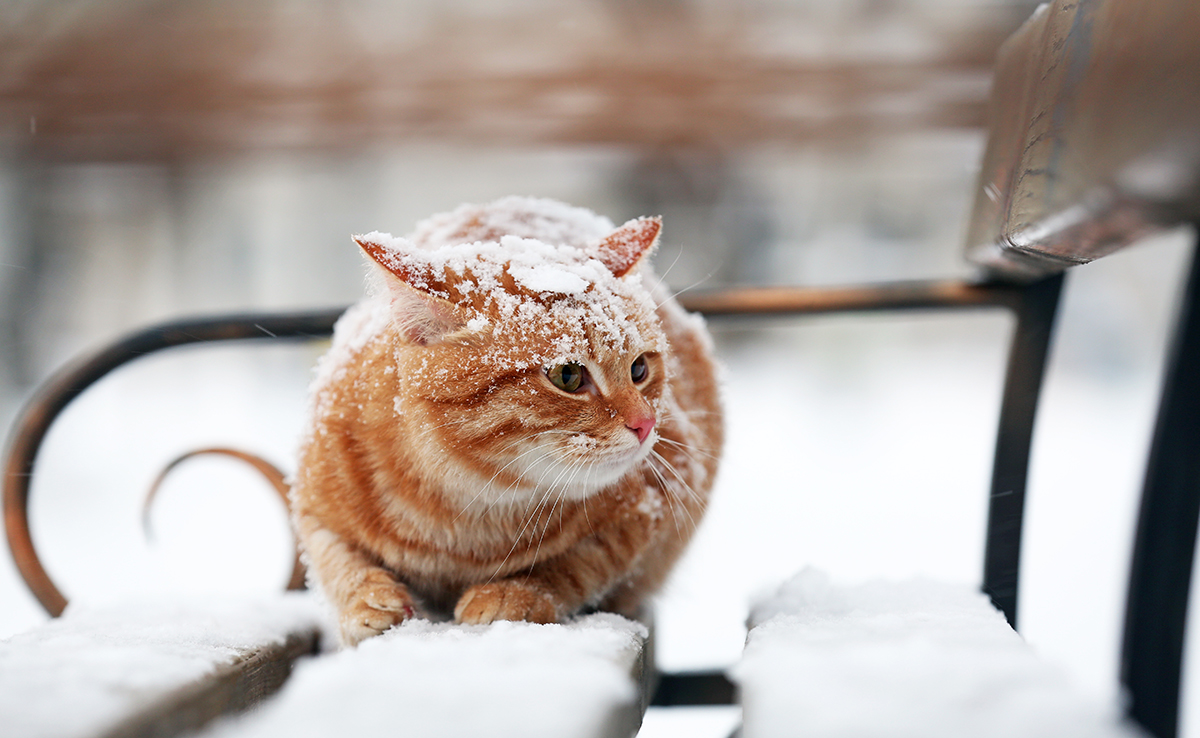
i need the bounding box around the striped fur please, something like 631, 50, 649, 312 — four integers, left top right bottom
291, 199, 723, 646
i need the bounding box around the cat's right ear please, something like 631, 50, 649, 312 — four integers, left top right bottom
354, 235, 467, 346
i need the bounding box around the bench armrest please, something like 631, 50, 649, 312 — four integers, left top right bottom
966, 0, 1200, 279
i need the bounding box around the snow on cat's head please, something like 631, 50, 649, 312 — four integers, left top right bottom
349, 198, 672, 500
354, 205, 668, 375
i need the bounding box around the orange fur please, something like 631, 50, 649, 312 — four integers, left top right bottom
291, 198, 723, 646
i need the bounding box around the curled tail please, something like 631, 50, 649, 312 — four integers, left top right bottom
143, 447, 306, 591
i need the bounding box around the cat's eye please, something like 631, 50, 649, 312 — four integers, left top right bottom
547, 363, 587, 393
631, 354, 649, 384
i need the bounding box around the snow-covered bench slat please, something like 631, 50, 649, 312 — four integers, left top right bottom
733, 571, 1145, 738
0, 596, 321, 738
197, 613, 650, 738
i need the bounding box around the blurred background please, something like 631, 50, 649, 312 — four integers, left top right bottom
0, 1, 1194, 736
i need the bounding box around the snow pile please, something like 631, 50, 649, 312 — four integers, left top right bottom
509, 261, 591, 295
204, 613, 647, 738
732, 569, 1145, 738
0, 594, 321, 738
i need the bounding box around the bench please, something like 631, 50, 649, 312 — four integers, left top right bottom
5, 0, 1200, 735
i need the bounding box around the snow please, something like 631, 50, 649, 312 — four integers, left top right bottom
639, 706, 741, 738
353, 227, 664, 371
0, 593, 321, 738
201, 613, 647, 738
509, 262, 591, 295
732, 569, 1146, 738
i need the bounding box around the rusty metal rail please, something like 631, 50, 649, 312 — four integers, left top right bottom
2, 309, 344, 616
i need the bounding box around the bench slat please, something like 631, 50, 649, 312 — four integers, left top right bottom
0, 596, 321, 738
197, 613, 650, 738
733, 570, 1144, 738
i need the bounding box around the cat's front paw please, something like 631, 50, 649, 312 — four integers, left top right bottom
338, 574, 417, 647
455, 581, 558, 625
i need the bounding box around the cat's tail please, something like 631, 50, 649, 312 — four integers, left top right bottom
142, 448, 306, 591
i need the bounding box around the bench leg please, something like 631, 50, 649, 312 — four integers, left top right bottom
1122, 228, 1200, 738
983, 272, 1065, 628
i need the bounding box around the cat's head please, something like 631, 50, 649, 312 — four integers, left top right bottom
354, 210, 670, 504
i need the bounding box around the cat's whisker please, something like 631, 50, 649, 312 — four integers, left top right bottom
656, 435, 719, 462
649, 450, 702, 534
644, 458, 684, 541
426, 415, 477, 432
514, 446, 578, 525
482, 445, 564, 519
456, 442, 557, 521
658, 483, 696, 541
528, 462, 580, 573
661, 406, 723, 420
524, 472, 569, 554
652, 451, 705, 508
656, 265, 720, 310
581, 469, 595, 534
654, 466, 696, 542
655, 243, 688, 286
477, 432, 575, 513
490, 479, 558, 582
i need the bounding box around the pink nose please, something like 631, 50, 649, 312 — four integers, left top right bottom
626, 415, 656, 444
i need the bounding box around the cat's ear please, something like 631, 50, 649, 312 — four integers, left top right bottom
591, 216, 661, 277
354, 234, 468, 346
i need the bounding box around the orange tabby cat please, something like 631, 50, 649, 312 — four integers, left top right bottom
291, 197, 722, 646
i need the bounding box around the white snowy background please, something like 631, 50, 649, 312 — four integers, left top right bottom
0, 2, 1196, 733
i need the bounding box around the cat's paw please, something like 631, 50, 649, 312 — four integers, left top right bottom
338, 575, 416, 647
454, 581, 558, 625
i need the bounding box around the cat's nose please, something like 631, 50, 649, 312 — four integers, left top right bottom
626, 415, 656, 444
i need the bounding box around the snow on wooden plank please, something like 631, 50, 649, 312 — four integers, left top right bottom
0, 594, 322, 738
200, 613, 650, 738
732, 569, 1145, 738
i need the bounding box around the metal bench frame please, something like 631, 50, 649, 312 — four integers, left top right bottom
4, 218, 1199, 737
6, 248, 1197, 737
0, 272, 1069, 706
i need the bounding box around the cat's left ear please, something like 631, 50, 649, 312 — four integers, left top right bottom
591, 216, 661, 278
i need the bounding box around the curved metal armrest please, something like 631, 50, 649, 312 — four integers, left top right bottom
2, 309, 345, 616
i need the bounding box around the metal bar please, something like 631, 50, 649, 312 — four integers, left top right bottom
650, 670, 737, 706
683, 277, 1064, 628
980, 273, 1064, 628
677, 280, 1024, 317
3, 308, 344, 616
1120, 229, 1200, 738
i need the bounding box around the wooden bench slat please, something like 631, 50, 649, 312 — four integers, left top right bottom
0, 596, 321, 738
198, 613, 650, 738
732, 570, 1144, 738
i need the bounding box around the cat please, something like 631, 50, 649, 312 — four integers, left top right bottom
290, 197, 723, 646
